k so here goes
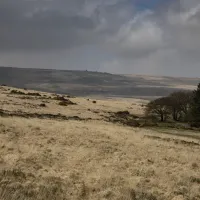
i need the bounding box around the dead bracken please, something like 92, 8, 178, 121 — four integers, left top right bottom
0, 109, 88, 121
0, 86, 200, 200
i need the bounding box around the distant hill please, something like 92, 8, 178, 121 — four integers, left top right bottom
0, 67, 199, 99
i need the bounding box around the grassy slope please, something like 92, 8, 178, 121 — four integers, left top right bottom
0, 86, 200, 200
0, 67, 199, 99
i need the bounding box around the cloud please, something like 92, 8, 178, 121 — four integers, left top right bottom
0, 0, 97, 51
0, 0, 200, 77
0, 0, 132, 51
100, 0, 200, 76
107, 10, 164, 59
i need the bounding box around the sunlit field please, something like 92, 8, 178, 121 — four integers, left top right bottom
0, 86, 199, 200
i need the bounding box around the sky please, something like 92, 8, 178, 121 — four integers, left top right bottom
0, 0, 200, 77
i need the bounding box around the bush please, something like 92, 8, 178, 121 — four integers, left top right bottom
116, 111, 130, 116
126, 120, 140, 127
10, 90, 42, 97
66, 95, 75, 98
54, 96, 67, 101
58, 101, 68, 106
39, 103, 46, 107
27, 92, 41, 96
190, 122, 200, 128
139, 120, 158, 127
10, 90, 25, 95
58, 99, 76, 106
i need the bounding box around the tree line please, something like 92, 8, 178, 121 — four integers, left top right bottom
145, 83, 200, 127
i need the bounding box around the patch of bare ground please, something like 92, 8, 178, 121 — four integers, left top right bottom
0, 86, 200, 200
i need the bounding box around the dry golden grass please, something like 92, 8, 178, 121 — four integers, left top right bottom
124, 75, 197, 91
0, 86, 200, 200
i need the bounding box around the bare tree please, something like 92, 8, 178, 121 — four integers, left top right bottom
168, 91, 193, 121
145, 97, 171, 122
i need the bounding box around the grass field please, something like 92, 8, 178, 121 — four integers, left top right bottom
0, 86, 199, 200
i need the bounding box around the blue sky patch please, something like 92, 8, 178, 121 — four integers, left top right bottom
134, 0, 169, 10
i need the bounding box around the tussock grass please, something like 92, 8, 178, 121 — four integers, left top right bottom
0, 86, 200, 200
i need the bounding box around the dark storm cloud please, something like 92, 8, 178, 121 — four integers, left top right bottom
0, 0, 97, 51
0, 0, 132, 51
1, 0, 200, 76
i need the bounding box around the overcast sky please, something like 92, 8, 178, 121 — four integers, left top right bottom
0, 0, 200, 77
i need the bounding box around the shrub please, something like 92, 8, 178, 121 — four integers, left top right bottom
126, 120, 140, 127
58, 101, 68, 106
66, 95, 75, 98
139, 120, 158, 127
116, 111, 130, 116
27, 92, 41, 96
58, 99, 76, 106
54, 96, 66, 101
190, 122, 200, 128
10, 90, 42, 96
39, 103, 46, 107
10, 90, 26, 95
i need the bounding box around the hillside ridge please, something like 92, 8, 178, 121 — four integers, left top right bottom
0, 67, 199, 99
